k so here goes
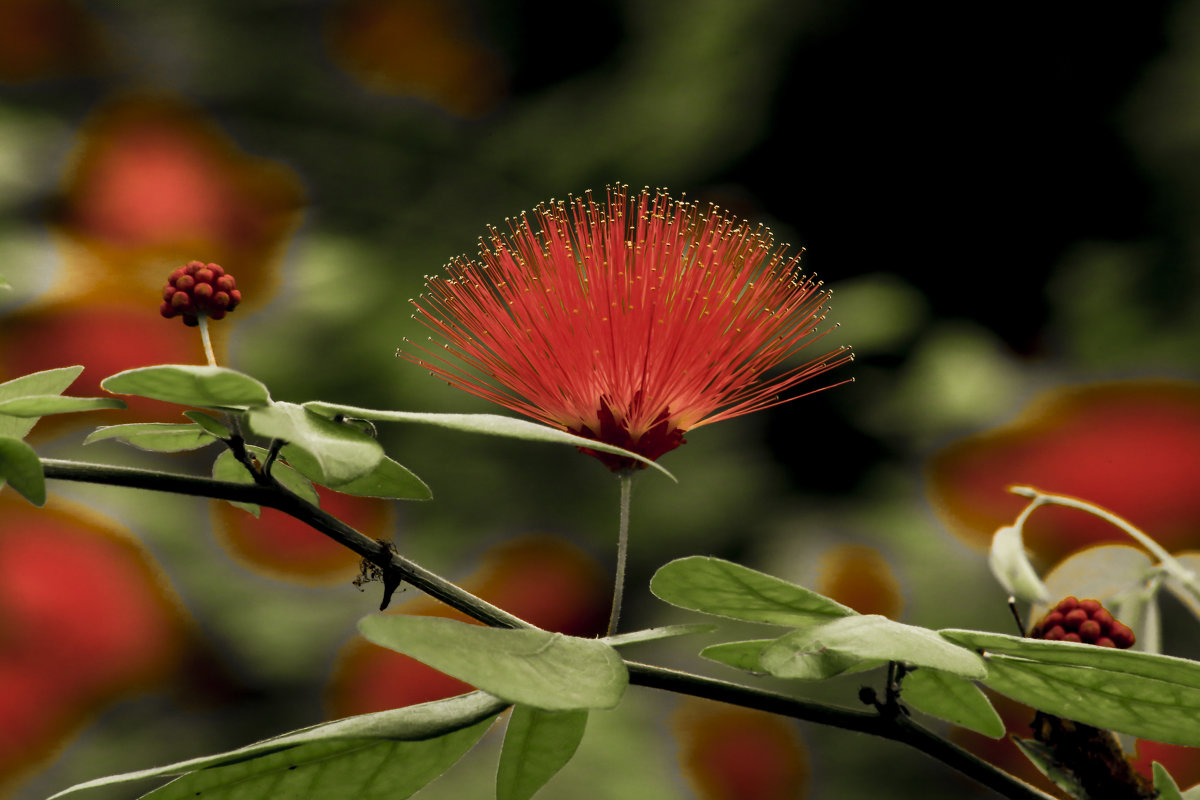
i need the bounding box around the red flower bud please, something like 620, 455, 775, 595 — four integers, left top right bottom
1030, 597, 1135, 650
160, 262, 244, 326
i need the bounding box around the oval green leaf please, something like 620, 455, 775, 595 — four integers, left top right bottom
649, 556, 857, 626
304, 402, 674, 480
358, 615, 628, 710
84, 422, 217, 452
0, 366, 84, 439
700, 639, 774, 674
318, 455, 430, 501
497, 706, 588, 800
0, 394, 125, 417
247, 402, 384, 486
0, 436, 45, 506
102, 365, 271, 409
47, 692, 505, 799
212, 446, 319, 516
943, 629, 1200, 745
988, 524, 1050, 604
762, 616, 986, 680
901, 668, 1004, 738
184, 410, 232, 439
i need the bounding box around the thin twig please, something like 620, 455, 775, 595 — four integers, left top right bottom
39, 458, 1055, 799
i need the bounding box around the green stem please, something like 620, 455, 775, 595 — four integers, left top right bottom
38, 458, 1052, 800
198, 315, 217, 367
1009, 485, 1200, 605
607, 471, 634, 636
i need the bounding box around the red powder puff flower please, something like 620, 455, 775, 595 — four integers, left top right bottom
402, 186, 853, 471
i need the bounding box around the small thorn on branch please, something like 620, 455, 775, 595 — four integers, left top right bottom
352, 541, 404, 610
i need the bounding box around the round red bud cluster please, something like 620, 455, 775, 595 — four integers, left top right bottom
160, 262, 242, 327
1029, 596, 1135, 649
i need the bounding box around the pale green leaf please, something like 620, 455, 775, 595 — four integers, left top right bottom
649, 556, 856, 626
102, 365, 271, 409
1155, 762, 1185, 800
943, 629, 1200, 745
497, 706, 588, 800
988, 524, 1050, 604
601, 623, 718, 648
762, 616, 986, 680
699, 639, 774, 674
0, 366, 85, 439
0, 394, 125, 417
358, 615, 628, 710
184, 410, 232, 439
211, 446, 319, 516
1012, 737, 1089, 799
247, 402, 384, 486
84, 422, 217, 452
304, 402, 674, 480
901, 669, 1004, 738
320, 455, 430, 501
47, 692, 505, 799
0, 436, 45, 505
139, 722, 490, 800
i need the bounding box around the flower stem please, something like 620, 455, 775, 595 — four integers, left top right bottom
607, 471, 634, 636
198, 315, 217, 367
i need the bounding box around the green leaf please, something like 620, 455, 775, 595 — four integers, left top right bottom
47, 692, 505, 799
1154, 762, 1185, 800
102, 365, 271, 409
649, 556, 856, 626
602, 623, 718, 648
0, 365, 91, 439
988, 524, 1050, 604
700, 639, 774, 674
762, 616, 987, 680
304, 402, 674, 480
323, 455, 431, 501
211, 446, 319, 516
901, 669, 1004, 738
943, 629, 1200, 745
0, 437, 45, 505
84, 422, 217, 452
1012, 737, 1090, 799
497, 706, 588, 800
184, 410, 232, 439
358, 615, 628, 710
0, 394, 126, 417
246, 402, 384, 486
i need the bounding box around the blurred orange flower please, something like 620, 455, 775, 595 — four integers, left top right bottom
815, 543, 905, 619
326, 536, 608, 717
0, 495, 183, 792
325, 0, 505, 118
927, 381, 1200, 563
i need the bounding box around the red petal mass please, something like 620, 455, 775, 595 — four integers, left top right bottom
403, 186, 852, 470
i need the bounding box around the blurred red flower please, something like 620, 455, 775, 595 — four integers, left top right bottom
0, 495, 183, 792
212, 486, 390, 582
48, 94, 303, 311
674, 699, 810, 800
404, 185, 852, 471
326, 536, 608, 716
0, 302, 199, 425
927, 381, 1200, 563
